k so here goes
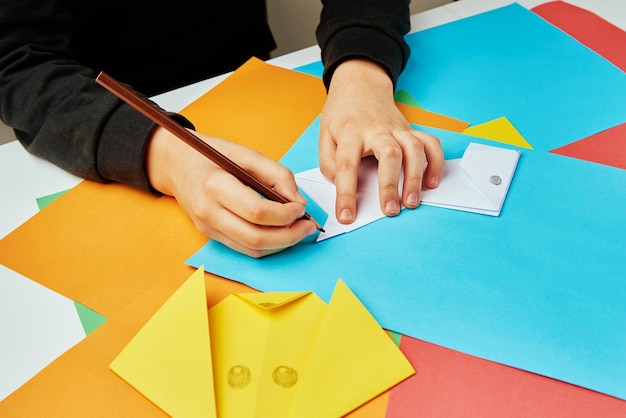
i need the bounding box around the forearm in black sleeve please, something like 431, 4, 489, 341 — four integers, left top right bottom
0, 0, 188, 193
316, 0, 411, 89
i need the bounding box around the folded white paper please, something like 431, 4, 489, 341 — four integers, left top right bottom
295, 156, 383, 241
295, 142, 520, 241
421, 142, 520, 215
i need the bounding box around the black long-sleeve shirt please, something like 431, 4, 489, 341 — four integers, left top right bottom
0, 0, 410, 193
317, 0, 410, 89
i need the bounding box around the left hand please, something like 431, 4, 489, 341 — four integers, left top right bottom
318, 58, 444, 224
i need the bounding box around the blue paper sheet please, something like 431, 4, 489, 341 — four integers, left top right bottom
188, 4, 626, 399
396, 3, 626, 151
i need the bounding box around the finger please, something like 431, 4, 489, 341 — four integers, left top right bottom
251, 162, 307, 206
318, 128, 338, 182
413, 130, 444, 189
229, 148, 307, 206
208, 215, 316, 258
216, 174, 310, 227
372, 135, 404, 215
393, 129, 426, 209
333, 139, 362, 224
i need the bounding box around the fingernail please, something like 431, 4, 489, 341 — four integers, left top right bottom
431, 175, 439, 187
406, 192, 419, 207
385, 200, 399, 215
339, 208, 353, 223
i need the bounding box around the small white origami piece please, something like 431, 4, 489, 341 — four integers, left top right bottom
295, 142, 521, 241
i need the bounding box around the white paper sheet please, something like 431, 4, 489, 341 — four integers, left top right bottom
295, 142, 520, 241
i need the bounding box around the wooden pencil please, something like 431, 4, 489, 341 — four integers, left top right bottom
95, 71, 323, 232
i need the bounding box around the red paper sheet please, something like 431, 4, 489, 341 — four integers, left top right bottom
532, 1, 626, 72
551, 122, 626, 170
386, 335, 626, 417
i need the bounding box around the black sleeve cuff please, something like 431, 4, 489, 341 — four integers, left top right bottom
320, 25, 410, 90
97, 102, 195, 195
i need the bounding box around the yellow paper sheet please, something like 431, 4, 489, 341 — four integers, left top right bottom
110, 267, 216, 418
463, 116, 534, 149
110, 271, 414, 417
210, 291, 326, 417
287, 280, 415, 417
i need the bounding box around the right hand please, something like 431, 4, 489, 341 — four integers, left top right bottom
146, 127, 317, 258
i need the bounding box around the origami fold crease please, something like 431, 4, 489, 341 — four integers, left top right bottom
110, 268, 414, 418
295, 142, 521, 241
421, 142, 521, 215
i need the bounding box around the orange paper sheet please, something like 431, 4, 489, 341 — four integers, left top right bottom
180, 57, 327, 160
0, 181, 206, 318
0, 264, 394, 417
0, 58, 327, 319
0, 58, 395, 416
0, 265, 252, 417
396, 102, 469, 132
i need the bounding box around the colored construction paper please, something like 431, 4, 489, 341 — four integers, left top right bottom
395, 102, 469, 132
110, 267, 216, 418
73, 301, 107, 336
0, 54, 389, 418
395, 3, 626, 153
3, 3, 626, 416
394, 90, 422, 108
286, 279, 413, 417
0, 180, 207, 318
0, 58, 327, 319
294, 142, 520, 241
213, 279, 414, 417
179, 56, 327, 161
0, 264, 191, 417
293, 60, 324, 78
35, 190, 69, 210
194, 6, 626, 401
0, 140, 81, 240
111, 269, 413, 418
278, 116, 319, 172
532, 1, 626, 72
210, 291, 324, 417
4, 262, 624, 417
0, 265, 253, 418
390, 330, 402, 347
0, 265, 85, 401
550, 122, 626, 170
190, 117, 626, 399
345, 392, 389, 418
463, 116, 534, 149
387, 335, 626, 417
